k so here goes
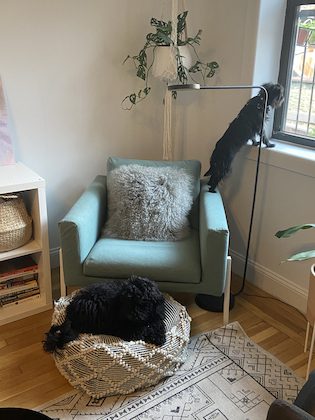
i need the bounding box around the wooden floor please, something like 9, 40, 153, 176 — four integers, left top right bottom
0, 273, 313, 410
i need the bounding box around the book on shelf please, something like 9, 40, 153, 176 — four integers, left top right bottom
0, 273, 37, 289
1, 292, 41, 308
0, 287, 40, 307
0, 255, 38, 282
0, 278, 38, 297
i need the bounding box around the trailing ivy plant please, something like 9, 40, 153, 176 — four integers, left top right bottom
122, 11, 219, 110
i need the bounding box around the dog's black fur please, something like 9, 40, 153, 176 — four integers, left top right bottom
204, 83, 284, 192
43, 276, 166, 353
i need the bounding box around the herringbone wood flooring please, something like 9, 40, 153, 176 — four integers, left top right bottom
0, 272, 313, 409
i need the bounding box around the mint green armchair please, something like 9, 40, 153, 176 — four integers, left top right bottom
59, 158, 232, 323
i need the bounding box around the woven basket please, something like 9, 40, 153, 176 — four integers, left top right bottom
51, 292, 191, 398
0, 194, 32, 252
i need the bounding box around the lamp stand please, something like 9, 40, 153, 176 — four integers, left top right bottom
167, 84, 268, 311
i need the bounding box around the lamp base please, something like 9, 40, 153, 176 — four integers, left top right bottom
195, 293, 235, 312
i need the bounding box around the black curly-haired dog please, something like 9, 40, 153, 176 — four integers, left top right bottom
204, 83, 284, 192
43, 276, 166, 353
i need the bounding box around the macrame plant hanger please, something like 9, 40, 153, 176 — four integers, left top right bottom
161, 0, 187, 161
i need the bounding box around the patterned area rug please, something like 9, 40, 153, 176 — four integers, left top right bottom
38, 321, 305, 419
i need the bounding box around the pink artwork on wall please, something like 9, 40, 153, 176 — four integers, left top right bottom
0, 77, 15, 165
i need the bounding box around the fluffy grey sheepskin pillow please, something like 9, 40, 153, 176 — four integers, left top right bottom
104, 164, 194, 241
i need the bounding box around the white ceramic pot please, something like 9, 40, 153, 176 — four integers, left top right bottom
176, 45, 192, 69
152, 45, 192, 82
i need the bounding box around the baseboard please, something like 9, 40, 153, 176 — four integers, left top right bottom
230, 249, 308, 313
50, 247, 60, 269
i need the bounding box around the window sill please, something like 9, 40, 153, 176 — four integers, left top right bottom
241, 139, 315, 178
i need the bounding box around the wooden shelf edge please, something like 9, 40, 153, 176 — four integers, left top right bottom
0, 295, 52, 326
0, 240, 42, 261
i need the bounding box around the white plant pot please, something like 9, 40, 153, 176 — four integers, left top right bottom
152, 45, 192, 82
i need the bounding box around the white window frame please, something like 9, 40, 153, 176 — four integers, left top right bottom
274, 0, 315, 148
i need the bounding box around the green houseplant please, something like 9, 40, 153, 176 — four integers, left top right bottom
275, 224, 315, 262
297, 19, 315, 46
122, 11, 219, 110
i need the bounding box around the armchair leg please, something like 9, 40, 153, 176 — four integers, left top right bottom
223, 256, 232, 325
195, 256, 233, 317
59, 248, 67, 297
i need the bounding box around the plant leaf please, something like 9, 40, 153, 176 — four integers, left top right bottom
286, 250, 315, 261
207, 61, 219, 69
143, 87, 151, 96
206, 63, 219, 78
129, 93, 137, 104
150, 17, 172, 35
206, 69, 215, 78
189, 61, 202, 73
150, 17, 167, 27
187, 29, 202, 45
138, 49, 147, 67
146, 32, 171, 45
123, 55, 131, 64
136, 65, 146, 80
150, 17, 168, 29
156, 30, 172, 44
177, 11, 188, 34
275, 224, 315, 238
177, 63, 188, 84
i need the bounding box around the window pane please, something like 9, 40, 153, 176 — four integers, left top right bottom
283, 4, 315, 141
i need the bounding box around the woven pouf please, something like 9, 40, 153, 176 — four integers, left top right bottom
51, 292, 191, 398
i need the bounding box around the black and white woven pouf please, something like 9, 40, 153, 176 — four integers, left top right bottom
50, 292, 191, 399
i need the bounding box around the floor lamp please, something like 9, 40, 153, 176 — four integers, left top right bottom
167, 83, 269, 309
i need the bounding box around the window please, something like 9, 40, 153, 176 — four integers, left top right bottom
274, 0, 315, 147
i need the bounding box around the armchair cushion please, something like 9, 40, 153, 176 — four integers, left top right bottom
84, 230, 201, 283
104, 164, 194, 241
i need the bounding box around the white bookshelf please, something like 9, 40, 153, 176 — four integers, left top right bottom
0, 162, 52, 325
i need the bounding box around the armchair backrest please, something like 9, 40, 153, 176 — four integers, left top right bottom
106, 157, 201, 229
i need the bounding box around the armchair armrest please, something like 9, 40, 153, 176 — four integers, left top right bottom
267, 400, 315, 420
267, 369, 315, 419
59, 175, 107, 284
199, 179, 230, 296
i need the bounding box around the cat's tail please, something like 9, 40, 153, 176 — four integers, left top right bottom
43, 319, 78, 353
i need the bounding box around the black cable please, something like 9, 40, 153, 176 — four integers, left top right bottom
233, 139, 262, 297
242, 292, 307, 322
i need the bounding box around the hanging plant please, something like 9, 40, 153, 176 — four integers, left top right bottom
122, 11, 219, 110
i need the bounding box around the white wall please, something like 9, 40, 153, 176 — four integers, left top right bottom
174, 0, 260, 166
220, 0, 315, 312
0, 0, 258, 258
221, 144, 315, 311
0, 0, 167, 256
1, 0, 314, 311
253, 0, 286, 85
